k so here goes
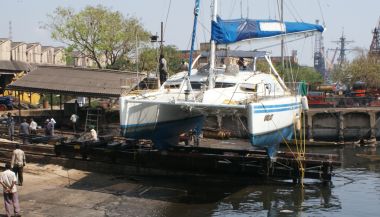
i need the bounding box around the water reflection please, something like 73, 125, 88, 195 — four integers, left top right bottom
162, 144, 380, 217
210, 182, 341, 217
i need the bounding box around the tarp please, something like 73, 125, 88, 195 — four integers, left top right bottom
211, 16, 325, 44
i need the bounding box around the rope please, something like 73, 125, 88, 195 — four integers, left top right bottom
163, 0, 172, 36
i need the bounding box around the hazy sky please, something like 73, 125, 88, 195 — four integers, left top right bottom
0, 0, 379, 66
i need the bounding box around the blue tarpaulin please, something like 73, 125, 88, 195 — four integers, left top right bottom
211, 16, 325, 44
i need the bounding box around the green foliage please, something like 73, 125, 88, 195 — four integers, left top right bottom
331, 54, 380, 88
287, 65, 323, 83
64, 46, 75, 66
256, 60, 323, 83
44, 5, 150, 69
138, 45, 182, 74
345, 55, 380, 88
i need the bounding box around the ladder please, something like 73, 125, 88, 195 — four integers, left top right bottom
84, 108, 103, 132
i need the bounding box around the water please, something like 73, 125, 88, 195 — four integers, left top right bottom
140, 145, 380, 217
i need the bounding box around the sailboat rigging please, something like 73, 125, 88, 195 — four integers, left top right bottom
119, 0, 324, 157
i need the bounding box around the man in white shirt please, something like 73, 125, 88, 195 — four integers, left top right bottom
90, 129, 98, 141
50, 117, 56, 136
11, 144, 26, 186
29, 118, 37, 135
0, 163, 20, 217
70, 114, 79, 133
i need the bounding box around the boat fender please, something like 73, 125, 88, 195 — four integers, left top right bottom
301, 96, 309, 111
295, 114, 302, 131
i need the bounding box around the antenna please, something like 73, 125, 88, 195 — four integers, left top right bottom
332, 31, 354, 66
369, 17, 380, 57
240, 0, 243, 19
8, 21, 12, 40
314, 20, 327, 80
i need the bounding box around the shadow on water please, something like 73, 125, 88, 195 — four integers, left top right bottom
63, 144, 380, 217
65, 172, 343, 217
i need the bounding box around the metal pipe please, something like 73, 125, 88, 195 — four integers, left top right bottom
188, 0, 201, 77
208, 0, 218, 89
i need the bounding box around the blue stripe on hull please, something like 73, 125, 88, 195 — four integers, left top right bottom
121, 116, 204, 149
249, 124, 294, 157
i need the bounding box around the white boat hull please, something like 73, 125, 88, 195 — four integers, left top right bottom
120, 97, 204, 148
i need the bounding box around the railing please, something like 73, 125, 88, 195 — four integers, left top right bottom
308, 96, 380, 108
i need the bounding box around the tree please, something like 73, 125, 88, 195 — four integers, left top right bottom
345, 54, 380, 88
331, 53, 380, 88
44, 5, 150, 69
256, 60, 323, 83
138, 45, 182, 73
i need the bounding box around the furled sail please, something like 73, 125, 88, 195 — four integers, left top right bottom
211, 16, 325, 44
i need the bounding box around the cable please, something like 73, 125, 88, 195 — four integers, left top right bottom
163, 0, 172, 36
317, 0, 326, 25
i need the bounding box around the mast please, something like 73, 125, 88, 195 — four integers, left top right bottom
208, 0, 218, 89
188, 0, 201, 77
280, 0, 284, 70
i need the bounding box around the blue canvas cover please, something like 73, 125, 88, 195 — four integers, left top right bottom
211, 16, 325, 44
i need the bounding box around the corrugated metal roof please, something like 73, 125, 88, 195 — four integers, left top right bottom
0, 60, 33, 72
7, 65, 144, 97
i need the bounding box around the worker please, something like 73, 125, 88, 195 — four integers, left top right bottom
70, 113, 79, 133
0, 163, 21, 217
29, 118, 37, 135
159, 54, 168, 85
19, 119, 30, 145
90, 129, 98, 141
6, 113, 14, 141
50, 117, 56, 136
11, 144, 26, 186
44, 119, 52, 136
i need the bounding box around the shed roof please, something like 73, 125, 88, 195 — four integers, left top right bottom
7, 65, 144, 97
0, 60, 33, 72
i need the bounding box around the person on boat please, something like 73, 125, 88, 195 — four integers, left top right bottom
180, 60, 189, 71
159, 54, 168, 85
237, 57, 247, 70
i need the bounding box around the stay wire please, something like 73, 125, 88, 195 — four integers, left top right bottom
163, 0, 172, 36
317, 0, 326, 25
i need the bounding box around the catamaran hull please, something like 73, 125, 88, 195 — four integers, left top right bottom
247, 97, 301, 157
120, 97, 204, 149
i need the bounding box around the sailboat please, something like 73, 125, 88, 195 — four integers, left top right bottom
120, 0, 324, 157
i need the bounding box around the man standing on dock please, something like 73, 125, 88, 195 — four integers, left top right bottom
6, 113, 14, 141
11, 144, 26, 186
19, 119, 30, 145
70, 113, 79, 133
50, 117, 56, 136
159, 54, 168, 85
0, 163, 21, 217
29, 118, 37, 135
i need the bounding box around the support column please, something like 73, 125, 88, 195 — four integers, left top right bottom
29, 92, 32, 104
307, 112, 313, 141
369, 112, 377, 142
50, 93, 53, 111
59, 95, 62, 111
18, 91, 21, 122
339, 112, 345, 143
89, 97, 91, 107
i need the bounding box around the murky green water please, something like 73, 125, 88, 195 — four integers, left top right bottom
149, 145, 380, 217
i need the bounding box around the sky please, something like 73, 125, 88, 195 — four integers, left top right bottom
0, 0, 379, 66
